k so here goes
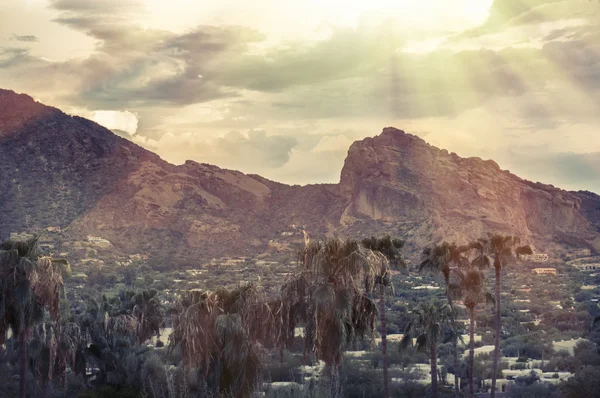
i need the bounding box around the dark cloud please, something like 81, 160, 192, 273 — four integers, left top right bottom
500, 150, 600, 193
50, 0, 142, 14
0, 47, 31, 68
453, 0, 597, 41
542, 35, 600, 90
485, 0, 563, 27
11, 34, 38, 42
213, 27, 400, 92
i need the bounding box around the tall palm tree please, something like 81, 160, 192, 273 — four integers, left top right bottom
281, 238, 388, 397
400, 301, 452, 398
419, 242, 469, 397
361, 235, 406, 398
449, 266, 494, 398
0, 237, 70, 398
473, 234, 531, 398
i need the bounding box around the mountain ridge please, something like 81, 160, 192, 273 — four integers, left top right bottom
1, 89, 599, 262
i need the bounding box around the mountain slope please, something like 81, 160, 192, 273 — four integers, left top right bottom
1, 89, 599, 262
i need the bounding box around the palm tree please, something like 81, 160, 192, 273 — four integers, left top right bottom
169, 284, 267, 397
361, 235, 406, 398
0, 236, 70, 398
472, 234, 531, 398
29, 322, 84, 398
281, 238, 388, 397
76, 295, 145, 390
122, 289, 165, 344
419, 242, 469, 397
400, 301, 452, 398
448, 266, 494, 398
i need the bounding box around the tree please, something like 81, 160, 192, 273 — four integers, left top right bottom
361, 235, 406, 398
560, 365, 600, 398
281, 238, 388, 398
0, 236, 70, 398
169, 284, 268, 397
126, 289, 165, 344
449, 265, 494, 398
28, 322, 84, 398
471, 234, 531, 398
419, 242, 469, 397
400, 301, 452, 398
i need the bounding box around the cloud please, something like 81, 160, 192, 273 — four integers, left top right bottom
50, 0, 142, 15
498, 150, 600, 193
148, 129, 298, 171
89, 110, 139, 135
0, 47, 33, 68
1, 0, 599, 192
11, 34, 38, 42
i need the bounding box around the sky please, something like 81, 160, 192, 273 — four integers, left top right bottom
1, 0, 600, 193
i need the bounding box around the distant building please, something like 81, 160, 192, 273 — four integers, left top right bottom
9, 232, 35, 241
522, 253, 550, 263
87, 236, 111, 246
572, 248, 592, 258
129, 253, 149, 261
532, 268, 557, 275
572, 263, 600, 271
45, 226, 61, 233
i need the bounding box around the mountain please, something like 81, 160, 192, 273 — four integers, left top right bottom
1, 89, 599, 263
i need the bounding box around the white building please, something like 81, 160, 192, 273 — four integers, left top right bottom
532, 268, 557, 275
522, 253, 550, 263
87, 236, 111, 246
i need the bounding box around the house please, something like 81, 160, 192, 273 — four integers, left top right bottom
572, 248, 592, 258
45, 226, 61, 233
9, 232, 35, 241
87, 236, 111, 246
572, 263, 600, 271
522, 253, 550, 263
532, 268, 557, 275
39, 243, 55, 251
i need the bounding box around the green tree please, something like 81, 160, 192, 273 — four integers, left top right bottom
560, 365, 600, 398
361, 235, 406, 398
400, 301, 452, 398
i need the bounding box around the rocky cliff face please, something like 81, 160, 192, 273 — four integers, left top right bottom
339, 127, 600, 253
1, 90, 599, 261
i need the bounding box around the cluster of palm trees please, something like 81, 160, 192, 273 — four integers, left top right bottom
412, 236, 532, 398
0, 233, 530, 398
170, 236, 404, 398
0, 236, 166, 398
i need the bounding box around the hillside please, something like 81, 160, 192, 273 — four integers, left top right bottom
1, 89, 599, 262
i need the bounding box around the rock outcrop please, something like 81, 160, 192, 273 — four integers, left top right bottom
1, 90, 599, 262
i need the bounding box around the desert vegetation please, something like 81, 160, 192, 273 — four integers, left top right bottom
1, 233, 600, 398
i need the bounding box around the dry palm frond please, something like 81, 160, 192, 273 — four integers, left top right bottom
284, 238, 389, 369
400, 301, 452, 353
169, 284, 266, 397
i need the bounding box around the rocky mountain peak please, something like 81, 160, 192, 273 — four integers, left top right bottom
0, 89, 59, 137
1, 91, 599, 262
